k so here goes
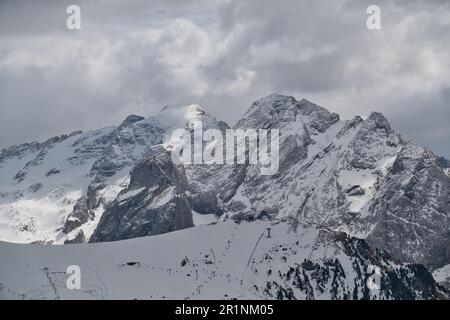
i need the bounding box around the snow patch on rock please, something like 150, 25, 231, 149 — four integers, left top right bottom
192, 210, 217, 226
149, 186, 176, 209
444, 168, 450, 178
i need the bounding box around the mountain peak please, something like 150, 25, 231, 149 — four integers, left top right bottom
236, 94, 340, 131
160, 103, 205, 114
118, 114, 145, 128
366, 111, 392, 132
158, 104, 209, 123
156, 103, 228, 136
243, 93, 298, 117
299, 98, 315, 105
256, 94, 317, 108
257, 93, 297, 105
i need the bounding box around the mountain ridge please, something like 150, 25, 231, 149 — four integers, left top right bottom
1, 94, 449, 274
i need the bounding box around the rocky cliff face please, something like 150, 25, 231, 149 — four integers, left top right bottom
89, 146, 193, 242
367, 141, 450, 269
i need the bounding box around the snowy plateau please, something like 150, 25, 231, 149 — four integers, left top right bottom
0, 94, 449, 300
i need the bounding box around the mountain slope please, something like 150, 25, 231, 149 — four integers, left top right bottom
0, 115, 167, 243
185, 94, 450, 270
0, 220, 447, 300
0, 104, 226, 244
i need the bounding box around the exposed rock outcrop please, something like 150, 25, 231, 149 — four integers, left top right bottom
89, 146, 193, 242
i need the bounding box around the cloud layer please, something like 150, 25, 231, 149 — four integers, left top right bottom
1, 0, 449, 157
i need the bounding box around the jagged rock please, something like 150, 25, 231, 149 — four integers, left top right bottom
231, 211, 256, 223
89, 146, 193, 242
346, 185, 365, 196
63, 197, 92, 234
45, 168, 60, 176
28, 183, 42, 193
118, 115, 145, 129
367, 141, 450, 269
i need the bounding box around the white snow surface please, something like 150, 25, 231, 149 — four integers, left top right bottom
433, 264, 450, 286
192, 210, 218, 226
0, 220, 390, 300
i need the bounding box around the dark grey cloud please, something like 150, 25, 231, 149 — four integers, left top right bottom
385, 86, 450, 156
0, 0, 449, 158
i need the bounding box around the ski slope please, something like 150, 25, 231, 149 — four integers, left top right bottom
0, 219, 443, 300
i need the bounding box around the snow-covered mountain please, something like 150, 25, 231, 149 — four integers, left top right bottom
196, 95, 450, 271
175, 94, 450, 271
0, 104, 222, 244
0, 220, 447, 300
1, 94, 450, 289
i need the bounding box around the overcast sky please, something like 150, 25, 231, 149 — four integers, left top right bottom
0, 0, 449, 157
